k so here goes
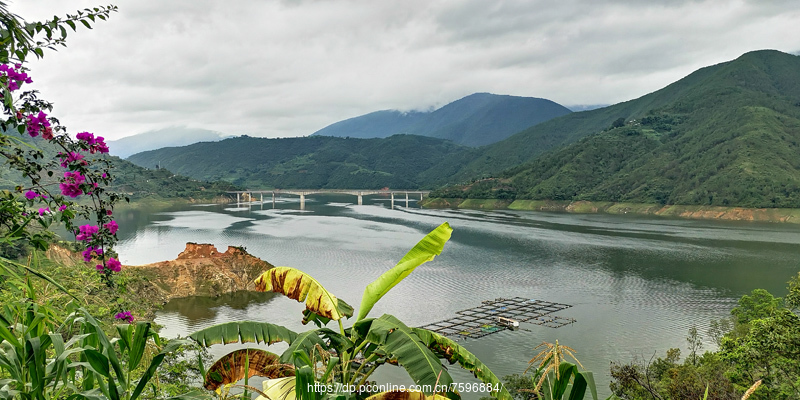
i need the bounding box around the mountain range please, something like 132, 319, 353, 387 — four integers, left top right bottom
310, 93, 571, 147
124, 49, 800, 209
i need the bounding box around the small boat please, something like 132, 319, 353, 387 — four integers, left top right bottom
497, 316, 520, 330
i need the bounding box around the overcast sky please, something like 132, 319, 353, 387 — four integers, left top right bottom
8, 0, 800, 140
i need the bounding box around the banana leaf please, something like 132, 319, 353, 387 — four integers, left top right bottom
278, 330, 327, 364
358, 222, 452, 321
366, 391, 451, 400
412, 328, 512, 400
363, 315, 455, 397
204, 349, 294, 390
189, 321, 298, 347
255, 376, 296, 400
302, 299, 354, 326
255, 267, 349, 321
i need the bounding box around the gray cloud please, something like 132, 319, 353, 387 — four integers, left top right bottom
7, 0, 800, 140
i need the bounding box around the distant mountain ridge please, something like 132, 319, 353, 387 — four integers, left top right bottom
311, 93, 571, 147
108, 127, 228, 159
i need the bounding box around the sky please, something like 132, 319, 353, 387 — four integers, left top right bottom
7, 0, 800, 141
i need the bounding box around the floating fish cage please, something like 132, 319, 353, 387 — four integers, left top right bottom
418, 297, 576, 340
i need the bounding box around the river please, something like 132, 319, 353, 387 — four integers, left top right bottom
113, 194, 800, 398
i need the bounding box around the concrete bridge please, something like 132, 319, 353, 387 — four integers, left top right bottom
227, 189, 429, 209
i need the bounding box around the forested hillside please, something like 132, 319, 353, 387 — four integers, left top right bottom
127, 134, 467, 189
433, 50, 800, 208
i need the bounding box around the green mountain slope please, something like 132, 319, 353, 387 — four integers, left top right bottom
435, 50, 800, 208
311, 93, 571, 147
127, 134, 468, 189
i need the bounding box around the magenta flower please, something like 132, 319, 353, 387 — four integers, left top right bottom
82, 247, 96, 262
82, 247, 103, 262
38, 207, 50, 216
104, 220, 119, 235
58, 204, 68, 212
60, 171, 85, 198
25, 111, 51, 138
0, 64, 32, 92
107, 257, 121, 272
75, 224, 99, 241
96, 264, 105, 271
24, 190, 38, 200
75, 132, 109, 154
59, 152, 85, 168
114, 311, 133, 323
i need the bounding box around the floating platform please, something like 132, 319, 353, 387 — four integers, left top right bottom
418, 297, 576, 339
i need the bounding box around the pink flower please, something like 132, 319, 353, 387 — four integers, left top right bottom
25, 111, 50, 138
114, 311, 133, 323
82, 247, 96, 262
58, 204, 68, 212
75, 224, 99, 241
59, 152, 85, 168
60, 171, 85, 198
38, 207, 50, 216
106, 209, 112, 215
104, 220, 119, 235
24, 190, 38, 200
107, 257, 121, 272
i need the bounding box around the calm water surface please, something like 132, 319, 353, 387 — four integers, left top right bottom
114, 195, 800, 397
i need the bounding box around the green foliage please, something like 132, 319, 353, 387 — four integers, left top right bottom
610, 272, 800, 400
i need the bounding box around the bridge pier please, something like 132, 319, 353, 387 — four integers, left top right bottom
300, 194, 305, 210
357, 193, 363, 205
272, 192, 275, 208
420, 192, 423, 200
236, 192, 240, 205
405, 192, 409, 207
390, 192, 395, 209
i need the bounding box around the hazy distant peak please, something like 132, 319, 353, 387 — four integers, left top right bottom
108, 126, 228, 158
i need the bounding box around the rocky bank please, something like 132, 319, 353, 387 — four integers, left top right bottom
124, 243, 275, 304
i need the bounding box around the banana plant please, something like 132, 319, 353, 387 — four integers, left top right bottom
189, 222, 512, 400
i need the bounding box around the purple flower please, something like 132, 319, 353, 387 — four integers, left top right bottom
59, 152, 85, 168
25, 111, 50, 138
38, 207, 50, 216
24, 190, 38, 200
58, 204, 68, 212
104, 220, 119, 234
107, 257, 121, 272
60, 171, 85, 198
75, 224, 99, 241
82, 247, 101, 262
114, 311, 134, 323
76, 132, 109, 154
0, 64, 32, 92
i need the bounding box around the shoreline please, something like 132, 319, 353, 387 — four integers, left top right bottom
420, 198, 800, 223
